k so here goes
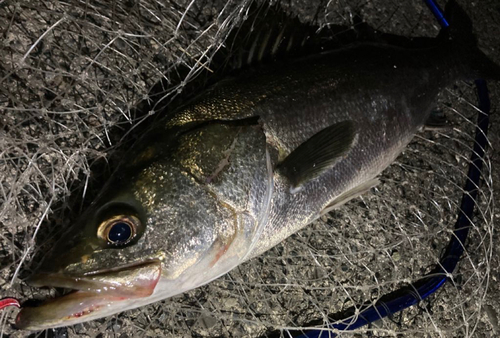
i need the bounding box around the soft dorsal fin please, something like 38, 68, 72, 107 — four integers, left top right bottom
278, 121, 357, 191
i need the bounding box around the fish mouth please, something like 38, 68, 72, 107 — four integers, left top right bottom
15, 260, 161, 331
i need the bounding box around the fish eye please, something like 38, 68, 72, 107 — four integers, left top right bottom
108, 222, 132, 243
97, 215, 140, 246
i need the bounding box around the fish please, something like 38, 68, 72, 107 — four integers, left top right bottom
15, 0, 500, 330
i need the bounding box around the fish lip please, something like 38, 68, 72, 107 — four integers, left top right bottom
26, 259, 161, 296
16, 260, 162, 330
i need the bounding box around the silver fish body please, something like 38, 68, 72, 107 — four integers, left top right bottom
16, 1, 500, 330
162, 43, 455, 258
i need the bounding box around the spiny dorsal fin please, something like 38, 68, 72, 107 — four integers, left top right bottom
219, 3, 317, 70
278, 121, 357, 191
142, 3, 385, 115
216, 3, 375, 71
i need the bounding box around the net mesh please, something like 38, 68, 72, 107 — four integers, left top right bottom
1, 0, 499, 337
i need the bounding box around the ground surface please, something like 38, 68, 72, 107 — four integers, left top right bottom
1, 0, 499, 337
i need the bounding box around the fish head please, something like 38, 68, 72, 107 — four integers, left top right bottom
16, 127, 253, 330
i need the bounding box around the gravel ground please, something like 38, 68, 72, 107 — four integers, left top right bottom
0, 0, 499, 337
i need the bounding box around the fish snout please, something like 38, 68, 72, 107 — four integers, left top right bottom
16, 260, 162, 330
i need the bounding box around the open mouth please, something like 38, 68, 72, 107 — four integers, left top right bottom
15, 260, 161, 330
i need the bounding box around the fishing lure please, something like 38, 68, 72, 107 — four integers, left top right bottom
0, 298, 20, 311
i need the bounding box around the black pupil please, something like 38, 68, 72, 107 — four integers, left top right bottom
108, 222, 132, 243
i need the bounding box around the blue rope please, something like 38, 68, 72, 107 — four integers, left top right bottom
291, 1, 490, 337
424, 0, 449, 28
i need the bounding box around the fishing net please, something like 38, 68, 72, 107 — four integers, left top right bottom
1, 0, 498, 337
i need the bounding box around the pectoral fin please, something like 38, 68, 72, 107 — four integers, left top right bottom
278, 121, 356, 190
320, 178, 380, 216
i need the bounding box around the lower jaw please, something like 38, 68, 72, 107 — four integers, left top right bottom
15, 290, 130, 330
